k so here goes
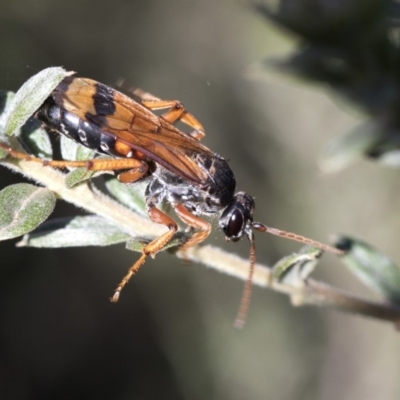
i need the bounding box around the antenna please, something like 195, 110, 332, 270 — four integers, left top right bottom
234, 222, 344, 328
252, 222, 344, 256
234, 230, 256, 329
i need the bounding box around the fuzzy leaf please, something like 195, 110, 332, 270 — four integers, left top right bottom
65, 167, 112, 188
19, 119, 53, 159
0, 146, 7, 160
373, 150, 400, 167
105, 177, 147, 215
17, 215, 131, 248
4, 67, 71, 137
0, 91, 14, 134
265, 47, 349, 86
60, 135, 108, 187
0, 91, 15, 159
336, 236, 400, 305
320, 120, 382, 172
272, 246, 323, 285
65, 169, 95, 188
60, 134, 96, 162
0, 90, 52, 160
125, 232, 188, 253
0, 183, 56, 240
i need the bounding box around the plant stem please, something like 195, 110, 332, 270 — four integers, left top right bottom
2, 156, 400, 327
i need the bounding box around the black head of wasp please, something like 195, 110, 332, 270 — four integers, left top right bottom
1, 75, 344, 327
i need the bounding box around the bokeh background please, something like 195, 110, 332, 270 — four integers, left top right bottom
1, 1, 400, 399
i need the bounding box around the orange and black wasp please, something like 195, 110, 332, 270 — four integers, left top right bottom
1, 76, 343, 327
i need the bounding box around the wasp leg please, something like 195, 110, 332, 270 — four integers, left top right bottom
133, 89, 205, 141
117, 163, 149, 184
174, 203, 211, 250
0, 143, 149, 176
111, 206, 178, 302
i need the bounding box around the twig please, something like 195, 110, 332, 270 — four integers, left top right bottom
2, 156, 400, 326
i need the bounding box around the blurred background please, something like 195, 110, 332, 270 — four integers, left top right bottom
1, 1, 400, 399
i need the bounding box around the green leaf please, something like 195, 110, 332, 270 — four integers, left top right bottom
0, 146, 7, 160
0, 183, 56, 240
0, 89, 53, 160
4, 67, 70, 137
336, 236, 400, 305
125, 238, 148, 253
259, 45, 353, 90
17, 215, 131, 248
125, 232, 188, 253
272, 246, 323, 285
373, 150, 400, 167
65, 168, 95, 188
60, 135, 107, 187
0, 91, 15, 159
60, 134, 96, 162
65, 166, 112, 188
320, 120, 381, 173
19, 119, 53, 159
0, 91, 15, 136
253, 1, 386, 41
105, 177, 147, 215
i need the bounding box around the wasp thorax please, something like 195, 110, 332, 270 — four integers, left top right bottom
219, 192, 255, 241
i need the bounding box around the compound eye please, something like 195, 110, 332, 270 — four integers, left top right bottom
226, 208, 244, 238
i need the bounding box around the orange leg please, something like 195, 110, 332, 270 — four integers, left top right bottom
174, 203, 211, 250
117, 163, 149, 184
0, 143, 149, 180
133, 88, 205, 141
111, 204, 212, 301
111, 206, 178, 302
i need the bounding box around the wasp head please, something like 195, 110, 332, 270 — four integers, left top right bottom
219, 192, 255, 242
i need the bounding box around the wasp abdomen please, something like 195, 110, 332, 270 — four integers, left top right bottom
37, 99, 119, 157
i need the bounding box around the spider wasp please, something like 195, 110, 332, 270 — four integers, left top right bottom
1, 75, 343, 327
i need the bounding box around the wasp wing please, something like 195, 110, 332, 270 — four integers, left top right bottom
52, 77, 214, 184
